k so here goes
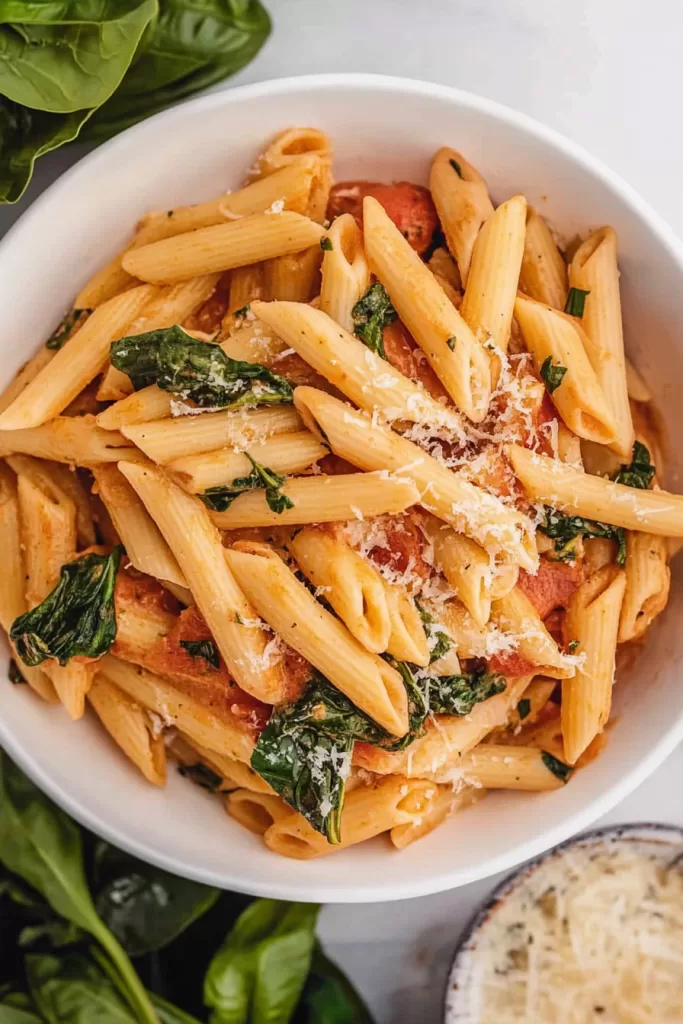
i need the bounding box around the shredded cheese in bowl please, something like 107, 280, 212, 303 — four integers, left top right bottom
445, 825, 683, 1024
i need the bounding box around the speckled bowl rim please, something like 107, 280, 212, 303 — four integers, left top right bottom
443, 822, 683, 1021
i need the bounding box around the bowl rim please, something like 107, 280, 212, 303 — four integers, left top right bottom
443, 821, 683, 1020
2, 72, 683, 902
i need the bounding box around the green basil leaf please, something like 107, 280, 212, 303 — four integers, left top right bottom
541, 751, 573, 783
46, 308, 91, 351
0, 1003, 43, 1024
10, 547, 121, 667
179, 639, 220, 669
203, 899, 319, 1024
415, 601, 452, 664
199, 457, 293, 515
539, 355, 567, 394
538, 506, 626, 565
93, 843, 219, 958
149, 993, 205, 1024
26, 953, 136, 1024
0, 98, 91, 204
300, 940, 375, 1024
111, 326, 293, 410
83, 0, 271, 140
0, 2, 157, 114
448, 157, 462, 178
614, 440, 656, 490
516, 698, 531, 721
19, 919, 85, 950
564, 287, 590, 318
0, 755, 159, 1024
351, 283, 397, 360
425, 670, 506, 716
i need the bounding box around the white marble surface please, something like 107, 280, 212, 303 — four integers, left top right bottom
2, 2, 682, 1019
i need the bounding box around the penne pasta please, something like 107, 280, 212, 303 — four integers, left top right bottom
121, 406, 302, 464
122, 212, 325, 285
169, 733, 272, 794
460, 195, 527, 354
451, 744, 566, 791
319, 214, 370, 331
207, 471, 421, 530
429, 147, 494, 286
519, 206, 568, 309
491, 586, 574, 679
167, 431, 326, 494
226, 789, 292, 835
618, 531, 670, 642
96, 385, 173, 431
118, 462, 286, 704
420, 514, 496, 626
508, 444, 683, 536
263, 246, 323, 303
390, 781, 483, 849
224, 541, 409, 737
92, 464, 186, 587
625, 357, 652, 403
514, 295, 617, 444
6, 455, 95, 550
362, 195, 491, 422
569, 228, 634, 457
0, 346, 55, 416
263, 775, 445, 859
293, 387, 538, 570
0, 416, 143, 466
0, 464, 57, 702
227, 264, 266, 316
0, 285, 155, 431
251, 300, 467, 436
98, 656, 255, 763
88, 675, 166, 786
562, 566, 626, 764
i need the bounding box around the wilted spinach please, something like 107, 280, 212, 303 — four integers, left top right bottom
538, 507, 626, 565
110, 327, 293, 410
10, 548, 121, 668
415, 602, 452, 664
423, 670, 506, 716
45, 310, 91, 352
351, 283, 397, 359
541, 751, 573, 783
614, 441, 655, 490
199, 457, 294, 515
539, 356, 567, 394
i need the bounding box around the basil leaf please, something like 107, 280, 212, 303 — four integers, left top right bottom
517, 698, 531, 720
415, 601, 452, 664
83, 0, 271, 140
564, 287, 590, 317
110, 326, 293, 410
539, 506, 626, 565
614, 441, 655, 490
540, 355, 567, 394
425, 670, 506, 716
300, 940, 375, 1024
19, 919, 85, 951
46, 309, 91, 351
10, 547, 121, 667
320, 237, 333, 251
93, 842, 219, 958
203, 899, 319, 1024
0, 1002, 42, 1024
351, 283, 397, 360
0, 98, 91, 204
149, 993, 205, 1024
199, 456, 293, 515
0, 2, 157, 114
0, 754, 158, 1024
449, 157, 462, 178
541, 751, 573, 783
179, 639, 220, 669
26, 952, 137, 1024
177, 763, 223, 792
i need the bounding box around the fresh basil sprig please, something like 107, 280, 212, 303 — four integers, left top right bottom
614, 441, 655, 490
199, 457, 294, 515
351, 283, 397, 360
111, 327, 293, 411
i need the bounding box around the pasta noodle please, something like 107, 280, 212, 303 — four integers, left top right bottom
1, 127, 677, 863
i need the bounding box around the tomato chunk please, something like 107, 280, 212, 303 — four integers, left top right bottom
327, 180, 439, 256
518, 558, 584, 620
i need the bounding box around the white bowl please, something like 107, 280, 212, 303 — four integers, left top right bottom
1, 74, 683, 903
